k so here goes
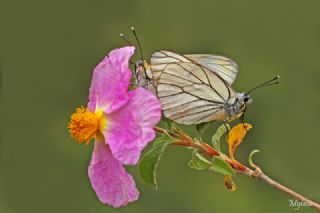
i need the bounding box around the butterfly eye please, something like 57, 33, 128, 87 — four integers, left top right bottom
136, 59, 144, 66
244, 97, 249, 102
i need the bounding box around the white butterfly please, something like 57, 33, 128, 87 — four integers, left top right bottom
121, 27, 155, 93
150, 50, 279, 125
134, 59, 153, 88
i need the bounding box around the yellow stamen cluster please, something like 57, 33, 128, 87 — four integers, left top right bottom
67, 106, 102, 144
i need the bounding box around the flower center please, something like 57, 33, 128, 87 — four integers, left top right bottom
67, 106, 106, 144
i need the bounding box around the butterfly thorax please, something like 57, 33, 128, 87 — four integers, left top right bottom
134, 59, 156, 94
134, 59, 153, 88
224, 93, 252, 121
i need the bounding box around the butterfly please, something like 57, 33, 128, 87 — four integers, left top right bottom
134, 59, 153, 88
120, 27, 154, 92
150, 50, 279, 125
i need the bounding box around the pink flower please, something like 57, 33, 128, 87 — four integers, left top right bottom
67, 46, 161, 208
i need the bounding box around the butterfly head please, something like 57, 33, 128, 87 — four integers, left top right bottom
235, 93, 252, 113
135, 59, 145, 73
243, 93, 252, 105
135, 59, 151, 75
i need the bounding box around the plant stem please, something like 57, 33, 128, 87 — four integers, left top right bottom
240, 169, 320, 210
153, 126, 320, 211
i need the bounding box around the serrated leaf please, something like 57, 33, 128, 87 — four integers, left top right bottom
212, 124, 230, 152
209, 157, 235, 176
188, 151, 211, 170
138, 134, 175, 188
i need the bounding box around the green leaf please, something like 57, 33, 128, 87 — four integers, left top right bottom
188, 151, 211, 170
161, 117, 172, 129
248, 149, 260, 168
195, 122, 210, 140
138, 134, 175, 188
212, 124, 230, 152
170, 122, 179, 134
209, 157, 235, 176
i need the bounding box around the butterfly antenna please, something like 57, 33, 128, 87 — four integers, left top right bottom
119, 33, 135, 64
131, 26, 144, 59
119, 33, 132, 45
247, 75, 280, 94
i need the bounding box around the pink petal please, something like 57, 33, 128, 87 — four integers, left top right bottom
108, 46, 134, 85
104, 108, 142, 164
88, 140, 139, 208
106, 88, 161, 165
126, 88, 162, 128
88, 46, 135, 113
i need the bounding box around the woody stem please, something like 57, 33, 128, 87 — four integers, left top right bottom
239, 169, 320, 210
153, 126, 320, 211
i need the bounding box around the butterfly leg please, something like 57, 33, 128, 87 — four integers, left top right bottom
223, 122, 231, 139
240, 107, 248, 131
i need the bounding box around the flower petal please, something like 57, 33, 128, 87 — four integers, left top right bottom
111, 127, 156, 165
109, 46, 135, 85
106, 88, 161, 165
88, 46, 135, 113
88, 140, 139, 208
104, 108, 142, 165
126, 88, 162, 128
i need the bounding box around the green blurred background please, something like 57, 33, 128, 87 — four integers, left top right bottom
1, 0, 320, 212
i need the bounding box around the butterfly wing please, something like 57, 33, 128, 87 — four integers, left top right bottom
151, 50, 190, 86
185, 54, 238, 85
152, 51, 237, 125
